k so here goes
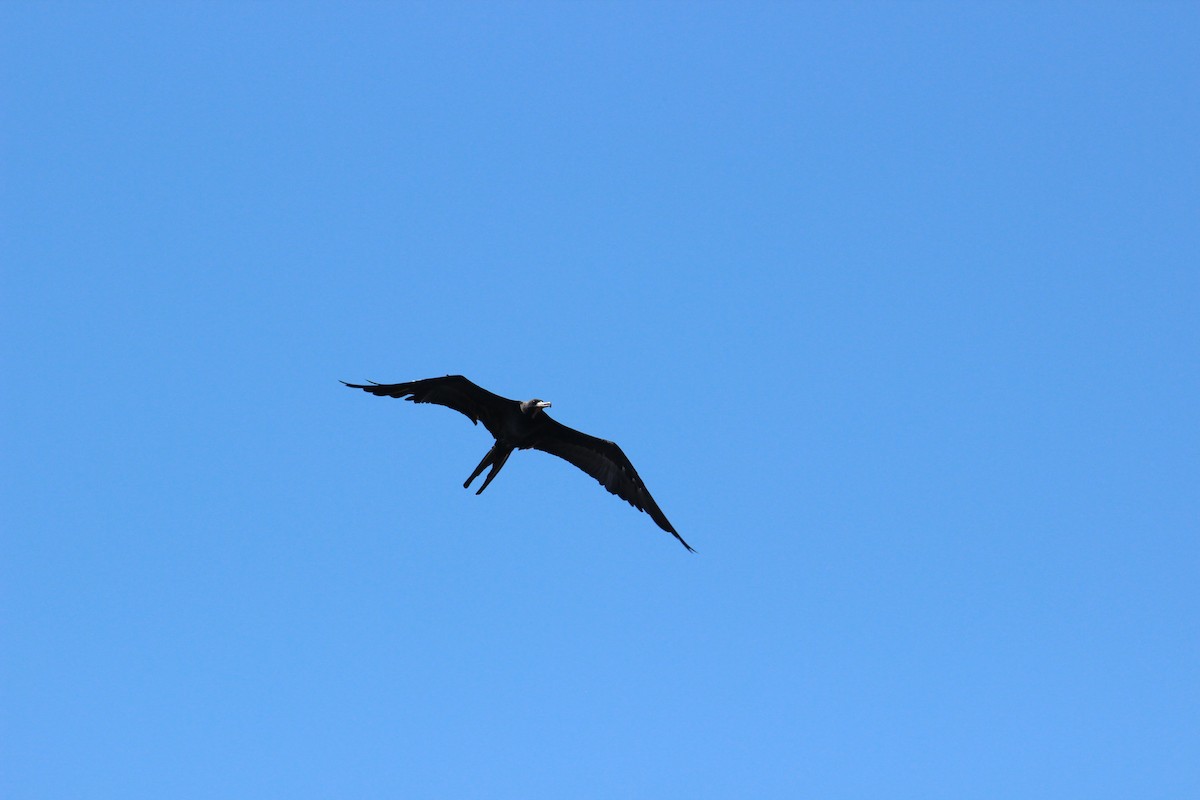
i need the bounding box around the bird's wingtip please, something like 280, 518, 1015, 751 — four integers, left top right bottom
669, 529, 695, 553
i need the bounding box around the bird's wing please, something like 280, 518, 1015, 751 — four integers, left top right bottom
532, 418, 693, 551
341, 375, 516, 439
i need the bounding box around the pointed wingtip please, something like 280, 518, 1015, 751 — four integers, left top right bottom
671, 529, 696, 553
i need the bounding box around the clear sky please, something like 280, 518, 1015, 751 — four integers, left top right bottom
2, 2, 1197, 797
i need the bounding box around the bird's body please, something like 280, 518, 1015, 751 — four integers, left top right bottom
342, 375, 692, 551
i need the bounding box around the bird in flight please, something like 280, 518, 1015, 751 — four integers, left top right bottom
342, 375, 692, 551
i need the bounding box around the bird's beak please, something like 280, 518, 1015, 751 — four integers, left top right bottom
537, 401, 552, 408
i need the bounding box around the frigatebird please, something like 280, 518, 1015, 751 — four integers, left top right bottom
342, 375, 692, 551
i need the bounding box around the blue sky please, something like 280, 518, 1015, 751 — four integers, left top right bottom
2, 2, 1197, 797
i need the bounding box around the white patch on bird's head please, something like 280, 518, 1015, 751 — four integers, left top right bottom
521, 398, 551, 417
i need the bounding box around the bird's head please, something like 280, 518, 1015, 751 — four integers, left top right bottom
521, 398, 552, 417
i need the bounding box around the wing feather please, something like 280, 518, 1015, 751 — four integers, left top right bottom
532, 418, 693, 551
341, 375, 515, 439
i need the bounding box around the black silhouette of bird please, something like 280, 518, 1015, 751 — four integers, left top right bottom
342, 375, 692, 551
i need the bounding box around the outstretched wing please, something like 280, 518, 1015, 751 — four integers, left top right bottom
532, 417, 693, 552
341, 375, 516, 439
